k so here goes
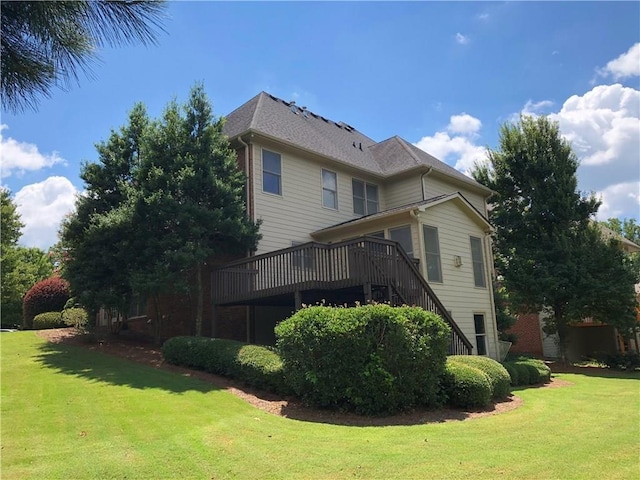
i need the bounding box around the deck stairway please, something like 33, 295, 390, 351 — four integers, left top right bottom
212, 236, 472, 355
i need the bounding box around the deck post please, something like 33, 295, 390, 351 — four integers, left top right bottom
211, 304, 217, 338
364, 282, 372, 304
294, 290, 302, 310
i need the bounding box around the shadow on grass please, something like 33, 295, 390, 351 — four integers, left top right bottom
548, 363, 640, 380
34, 341, 220, 394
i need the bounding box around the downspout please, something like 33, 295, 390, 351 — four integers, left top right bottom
236, 134, 253, 343
237, 135, 250, 220
485, 230, 501, 360
410, 208, 425, 278
420, 167, 433, 201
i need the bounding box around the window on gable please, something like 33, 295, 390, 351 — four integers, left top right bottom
322, 169, 338, 209
390, 226, 413, 257
474, 313, 487, 355
262, 149, 282, 195
470, 236, 487, 288
352, 179, 378, 215
423, 225, 443, 283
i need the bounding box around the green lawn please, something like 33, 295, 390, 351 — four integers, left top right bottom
2, 332, 639, 480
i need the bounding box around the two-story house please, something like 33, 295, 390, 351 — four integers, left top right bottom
206, 92, 500, 358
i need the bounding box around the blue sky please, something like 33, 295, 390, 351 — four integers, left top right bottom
1, 1, 639, 249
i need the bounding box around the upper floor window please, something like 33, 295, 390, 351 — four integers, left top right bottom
322, 169, 338, 209
262, 149, 282, 195
352, 179, 379, 215
389, 225, 413, 257
470, 236, 487, 288
423, 225, 443, 283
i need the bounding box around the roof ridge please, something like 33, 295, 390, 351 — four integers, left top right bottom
393, 135, 422, 167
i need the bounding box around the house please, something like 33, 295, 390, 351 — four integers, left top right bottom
113, 92, 500, 358
508, 226, 640, 361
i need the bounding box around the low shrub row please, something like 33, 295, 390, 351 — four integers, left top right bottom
275, 304, 451, 415
441, 359, 492, 408
33, 311, 65, 330
448, 355, 511, 399
598, 352, 640, 371
502, 357, 551, 386
162, 336, 288, 394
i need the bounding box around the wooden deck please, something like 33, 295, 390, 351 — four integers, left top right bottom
212, 236, 473, 355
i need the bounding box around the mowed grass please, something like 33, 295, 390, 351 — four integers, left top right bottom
2, 332, 639, 480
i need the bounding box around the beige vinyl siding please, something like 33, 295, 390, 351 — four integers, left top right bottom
385, 175, 423, 209
417, 201, 498, 359
251, 143, 383, 254
423, 174, 488, 216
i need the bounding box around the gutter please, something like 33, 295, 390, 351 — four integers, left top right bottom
420, 167, 433, 200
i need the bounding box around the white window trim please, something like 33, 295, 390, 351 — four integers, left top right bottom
352, 178, 379, 216
321, 169, 338, 210
470, 236, 487, 288
474, 313, 488, 356
423, 224, 443, 283
261, 148, 282, 196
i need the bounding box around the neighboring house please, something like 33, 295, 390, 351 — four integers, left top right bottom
122, 92, 501, 358
508, 227, 640, 361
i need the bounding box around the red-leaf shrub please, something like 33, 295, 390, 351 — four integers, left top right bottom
22, 277, 70, 329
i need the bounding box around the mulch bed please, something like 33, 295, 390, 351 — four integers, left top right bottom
36, 328, 571, 427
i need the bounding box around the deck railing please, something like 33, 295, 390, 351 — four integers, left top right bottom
212, 236, 472, 354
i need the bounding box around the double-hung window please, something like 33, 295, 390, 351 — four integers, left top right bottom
389, 225, 413, 257
474, 314, 487, 355
262, 149, 282, 195
322, 169, 338, 209
352, 179, 379, 215
470, 236, 487, 288
423, 225, 443, 283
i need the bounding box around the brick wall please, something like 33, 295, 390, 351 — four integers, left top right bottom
508, 313, 544, 356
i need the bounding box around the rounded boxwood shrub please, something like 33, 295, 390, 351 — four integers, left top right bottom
502, 362, 520, 386
441, 360, 492, 409
33, 311, 64, 330
161, 336, 288, 394
448, 355, 511, 399
275, 304, 451, 416
22, 277, 70, 329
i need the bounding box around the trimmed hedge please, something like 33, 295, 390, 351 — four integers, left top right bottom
22, 277, 70, 329
275, 304, 451, 416
502, 357, 551, 386
33, 311, 64, 330
599, 352, 640, 371
448, 355, 511, 399
441, 359, 492, 408
161, 336, 288, 394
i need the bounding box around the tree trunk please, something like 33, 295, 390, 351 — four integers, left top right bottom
555, 304, 569, 365
153, 293, 162, 346
195, 262, 203, 337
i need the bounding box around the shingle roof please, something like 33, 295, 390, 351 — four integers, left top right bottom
223, 92, 487, 190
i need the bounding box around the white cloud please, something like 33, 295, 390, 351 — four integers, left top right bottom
597, 43, 640, 81
447, 113, 482, 135
522, 100, 555, 117
414, 113, 486, 174
594, 182, 640, 221
507, 84, 639, 220
14, 176, 78, 249
477, 13, 490, 21
0, 125, 65, 178
455, 33, 469, 45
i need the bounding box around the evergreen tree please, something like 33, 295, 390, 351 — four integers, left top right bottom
1, 1, 166, 113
